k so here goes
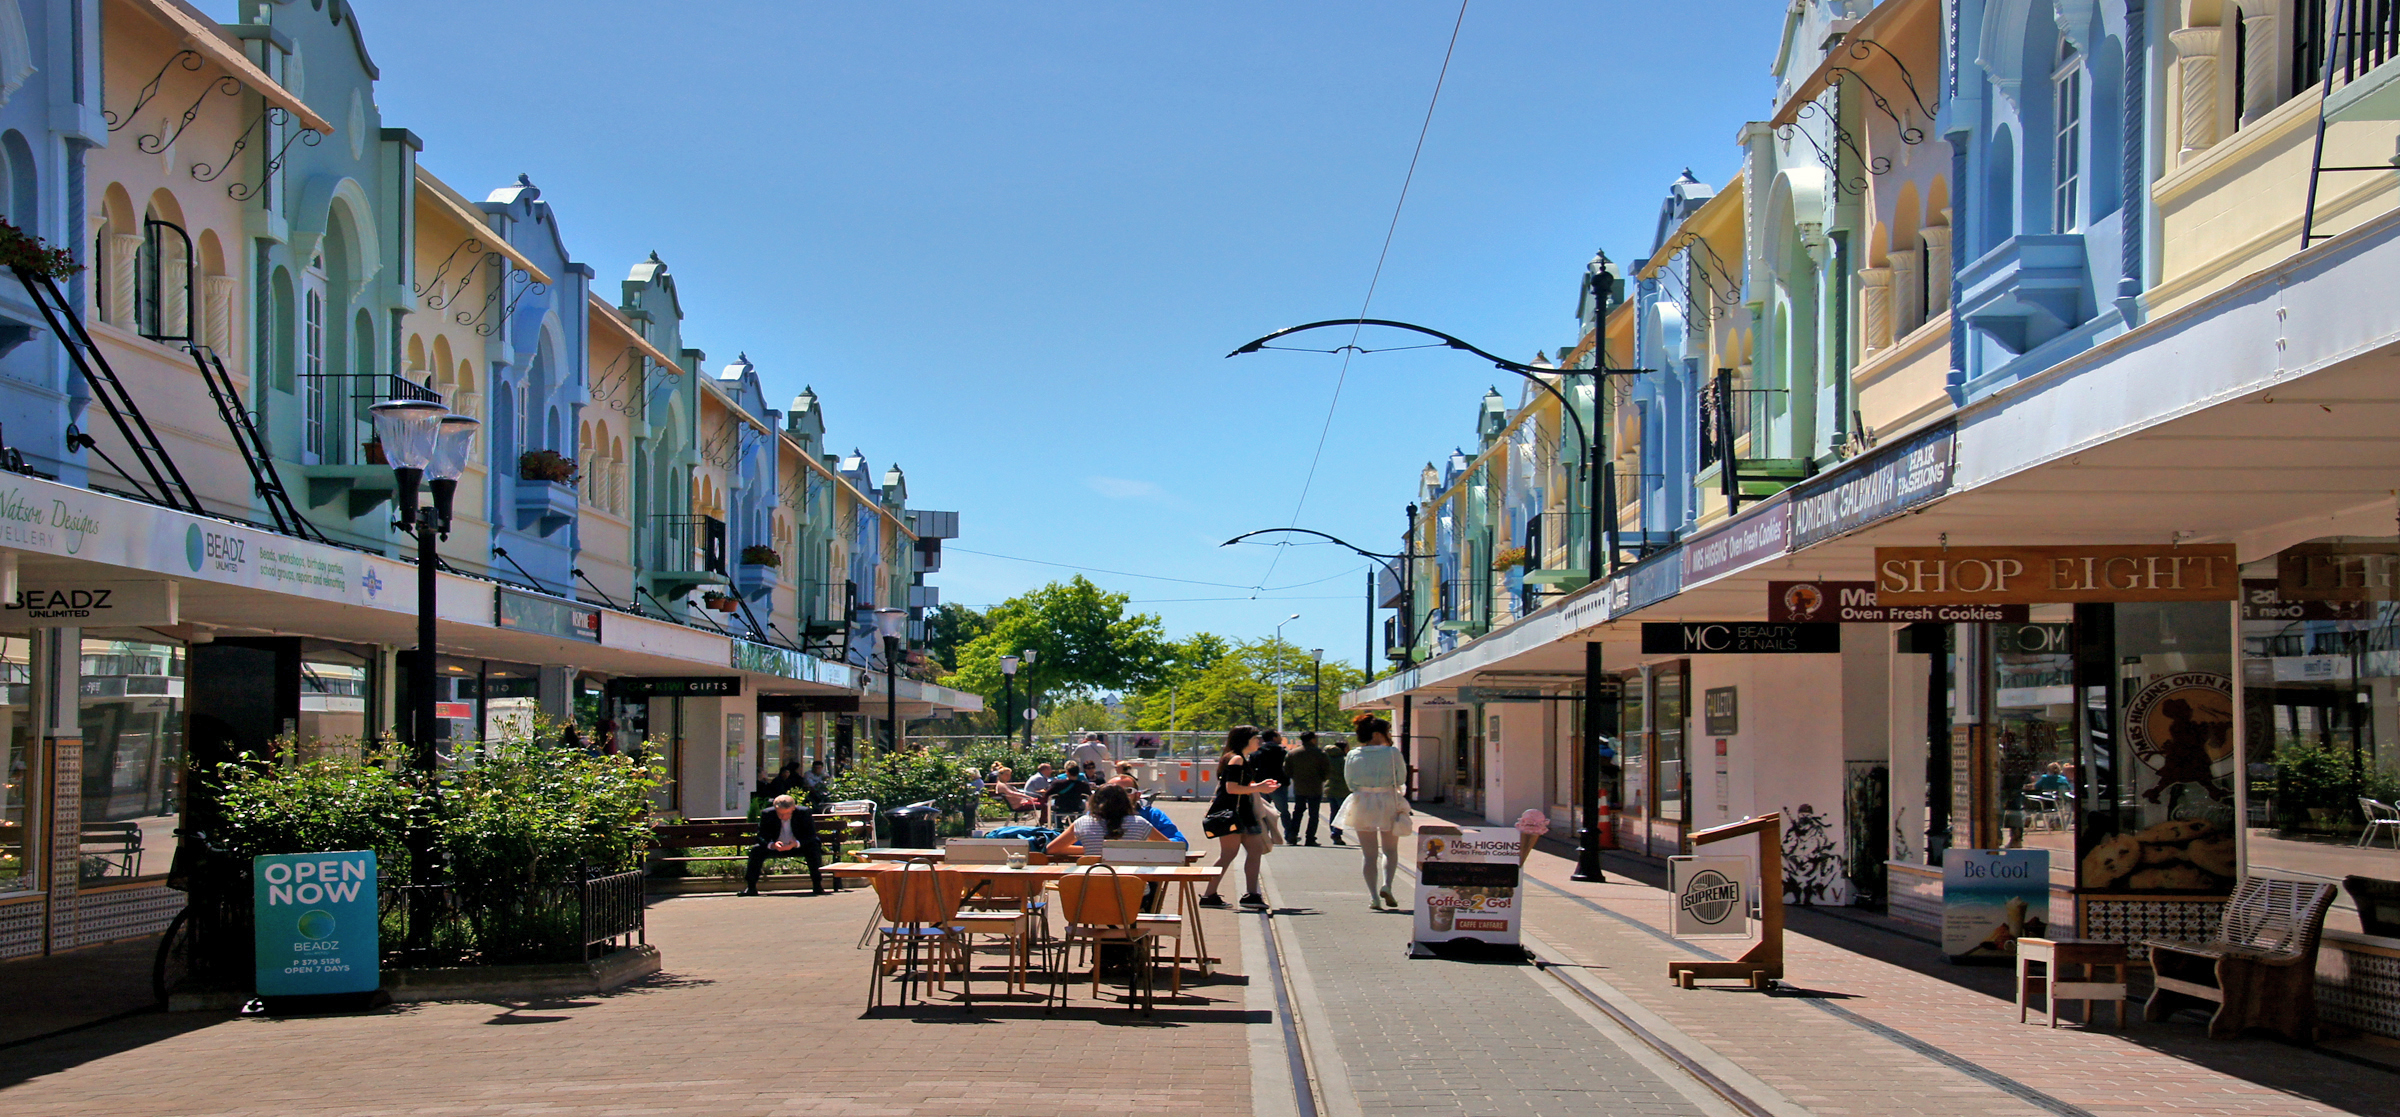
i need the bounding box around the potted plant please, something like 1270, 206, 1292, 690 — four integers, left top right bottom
700, 592, 740, 613
740, 544, 781, 568
0, 219, 82, 280
518, 449, 580, 484
1491, 544, 1530, 571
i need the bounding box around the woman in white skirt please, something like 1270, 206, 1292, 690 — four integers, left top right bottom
1334, 713, 1412, 909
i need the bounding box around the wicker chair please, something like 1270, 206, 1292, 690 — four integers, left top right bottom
2143, 878, 2336, 1042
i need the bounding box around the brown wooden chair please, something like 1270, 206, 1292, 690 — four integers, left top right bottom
2143, 878, 2336, 1042
1051, 865, 1158, 1014
867, 862, 965, 1009
946, 870, 1043, 999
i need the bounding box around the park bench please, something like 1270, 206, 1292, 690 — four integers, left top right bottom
650, 816, 848, 890
79, 821, 144, 879
2143, 877, 2336, 1042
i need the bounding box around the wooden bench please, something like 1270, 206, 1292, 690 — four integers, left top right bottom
2144, 878, 2337, 1042
650, 816, 849, 890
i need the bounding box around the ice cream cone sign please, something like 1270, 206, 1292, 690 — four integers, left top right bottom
1516, 809, 1549, 863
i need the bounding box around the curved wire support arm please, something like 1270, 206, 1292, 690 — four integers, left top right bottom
1221, 527, 1411, 562
1845, 38, 1937, 123
1829, 66, 1926, 146
1781, 101, 1869, 195
106, 50, 201, 132
139, 75, 241, 155
1225, 318, 1594, 462
223, 116, 324, 200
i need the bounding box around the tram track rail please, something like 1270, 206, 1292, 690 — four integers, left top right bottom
1253, 907, 1323, 1117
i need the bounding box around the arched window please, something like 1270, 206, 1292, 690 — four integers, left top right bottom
301, 251, 327, 463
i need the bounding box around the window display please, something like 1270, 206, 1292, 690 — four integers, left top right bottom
78, 636, 184, 885
2077, 602, 2237, 897
0, 636, 32, 893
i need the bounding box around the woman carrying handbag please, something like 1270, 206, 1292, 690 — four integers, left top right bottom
1198, 725, 1280, 909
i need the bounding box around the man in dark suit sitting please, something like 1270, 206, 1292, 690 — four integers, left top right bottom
739, 794, 825, 896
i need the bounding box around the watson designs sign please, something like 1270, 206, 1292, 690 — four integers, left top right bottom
1873, 544, 2238, 605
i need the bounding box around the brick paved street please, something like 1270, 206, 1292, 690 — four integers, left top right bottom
0, 876, 1259, 1117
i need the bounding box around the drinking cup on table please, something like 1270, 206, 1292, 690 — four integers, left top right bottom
1007, 851, 1028, 869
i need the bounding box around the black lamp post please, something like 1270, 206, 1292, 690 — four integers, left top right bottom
1018, 648, 1038, 750
370, 400, 479, 772
1222, 526, 1421, 780
1310, 648, 1323, 732
874, 608, 906, 752
999, 654, 1019, 748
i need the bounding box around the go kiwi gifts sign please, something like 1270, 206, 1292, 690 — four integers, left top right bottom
254, 851, 380, 997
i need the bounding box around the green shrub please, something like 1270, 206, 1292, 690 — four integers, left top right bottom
213, 745, 417, 881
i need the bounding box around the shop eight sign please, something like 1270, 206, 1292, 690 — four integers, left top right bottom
1874, 544, 2238, 605
254, 850, 379, 997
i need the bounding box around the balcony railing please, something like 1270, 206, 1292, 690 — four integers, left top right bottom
648, 514, 726, 575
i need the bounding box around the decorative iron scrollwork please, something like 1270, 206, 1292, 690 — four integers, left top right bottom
106, 50, 201, 132
1842, 38, 1937, 135
1779, 99, 1868, 195
699, 415, 740, 471
415, 239, 484, 310
197, 106, 326, 200
139, 75, 241, 155
457, 263, 545, 337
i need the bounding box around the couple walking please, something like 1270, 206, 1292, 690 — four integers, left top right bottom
1198, 715, 1413, 910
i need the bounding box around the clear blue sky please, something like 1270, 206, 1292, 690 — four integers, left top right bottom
246, 1, 1788, 671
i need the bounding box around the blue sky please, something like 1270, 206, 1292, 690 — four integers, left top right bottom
247, 1, 1789, 671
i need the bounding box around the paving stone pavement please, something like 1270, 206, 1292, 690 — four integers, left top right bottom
1488, 814, 2400, 1117
0, 867, 1259, 1117
1257, 834, 1730, 1117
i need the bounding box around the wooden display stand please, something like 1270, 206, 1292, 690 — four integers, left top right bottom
1667, 813, 1784, 991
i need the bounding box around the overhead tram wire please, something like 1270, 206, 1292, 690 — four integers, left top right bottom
947, 544, 1365, 594
1255, 0, 1470, 594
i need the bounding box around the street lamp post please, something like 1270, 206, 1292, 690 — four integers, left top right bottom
873, 608, 906, 752
999, 654, 1019, 749
369, 400, 480, 772
1272, 613, 1299, 733
1019, 648, 1038, 750
1311, 648, 1323, 732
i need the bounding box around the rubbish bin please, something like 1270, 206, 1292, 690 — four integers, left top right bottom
885, 804, 941, 849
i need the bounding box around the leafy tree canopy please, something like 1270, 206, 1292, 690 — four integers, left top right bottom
1121, 639, 1366, 735
923, 601, 989, 672
946, 576, 1169, 709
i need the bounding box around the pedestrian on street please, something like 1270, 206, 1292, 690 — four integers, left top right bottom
1285, 731, 1331, 845
1199, 725, 1279, 909
1252, 728, 1292, 823
1324, 737, 1351, 846
1335, 713, 1413, 909
1070, 731, 1112, 773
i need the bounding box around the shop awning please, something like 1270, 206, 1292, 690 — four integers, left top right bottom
589, 292, 688, 374
1769, 0, 1936, 128
415, 167, 555, 286
122, 0, 334, 135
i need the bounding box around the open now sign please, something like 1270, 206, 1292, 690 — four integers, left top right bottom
253, 850, 379, 997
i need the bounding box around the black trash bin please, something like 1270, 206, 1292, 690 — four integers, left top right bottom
885, 804, 941, 849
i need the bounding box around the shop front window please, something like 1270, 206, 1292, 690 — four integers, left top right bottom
1618, 674, 1647, 851
0, 636, 33, 893
2241, 567, 2400, 934
78, 636, 184, 885
298, 645, 370, 756
1654, 665, 1688, 855
1991, 617, 2077, 892
2078, 602, 2237, 899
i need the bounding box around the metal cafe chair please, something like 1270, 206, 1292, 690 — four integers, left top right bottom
867, 861, 965, 1009
2359, 798, 2400, 849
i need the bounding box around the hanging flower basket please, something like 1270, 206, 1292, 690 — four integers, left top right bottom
700, 592, 740, 613
740, 544, 781, 568
0, 219, 81, 280
1491, 545, 1530, 571
519, 449, 579, 484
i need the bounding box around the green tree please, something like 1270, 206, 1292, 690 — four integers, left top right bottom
923, 601, 989, 672
1123, 639, 1367, 734
1035, 695, 1122, 737
948, 576, 1169, 715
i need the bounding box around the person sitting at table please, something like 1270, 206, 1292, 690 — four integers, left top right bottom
1047, 763, 1094, 823
1045, 784, 1154, 860
1108, 762, 1140, 790
738, 794, 824, 897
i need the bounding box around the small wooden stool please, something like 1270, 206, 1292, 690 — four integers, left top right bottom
2017, 937, 2128, 1028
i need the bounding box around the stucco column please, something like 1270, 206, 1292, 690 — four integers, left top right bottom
1889, 247, 1925, 338
107, 233, 140, 329
203, 275, 237, 357
1857, 266, 1894, 354
2171, 26, 2224, 160
2241, 15, 2278, 126
1921, 224, 1953, 316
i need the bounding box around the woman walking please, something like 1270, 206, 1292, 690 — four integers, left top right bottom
1334, 713, 1412, 909
1198, 725, 1279, 909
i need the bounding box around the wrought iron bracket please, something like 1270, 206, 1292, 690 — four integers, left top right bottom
106, 50, 201, 132
139, 75, 241, 155
415, 239, 485, 310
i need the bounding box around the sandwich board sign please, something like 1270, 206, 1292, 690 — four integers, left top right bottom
254, 850, 379, 997
1670, 855, 1751, 938
1413, 827, 1526, 949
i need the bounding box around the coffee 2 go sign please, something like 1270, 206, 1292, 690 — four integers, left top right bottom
253, 851, 379, 997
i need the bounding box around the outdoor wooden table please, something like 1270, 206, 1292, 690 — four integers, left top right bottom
2017, 937, 2130, 1029
852, 847, 1209, 864
831, 861, 1228, 976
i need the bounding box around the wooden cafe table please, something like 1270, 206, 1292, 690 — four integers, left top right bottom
830, 859, 1227, 976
